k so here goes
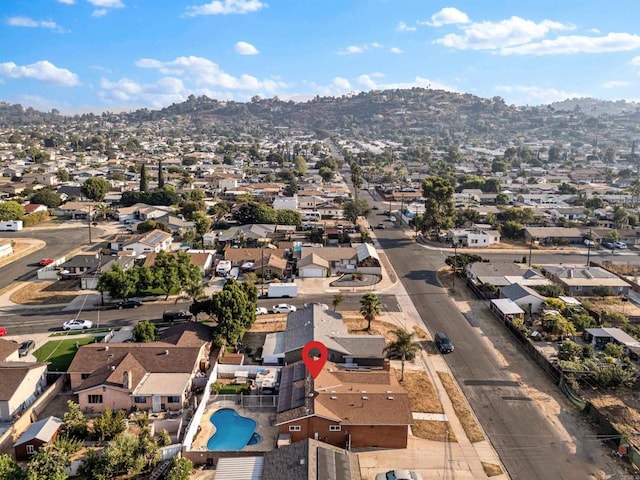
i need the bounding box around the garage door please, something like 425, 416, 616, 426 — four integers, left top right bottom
302, 267, 325, 278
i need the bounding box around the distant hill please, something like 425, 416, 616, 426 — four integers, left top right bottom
2, 89, 640, 150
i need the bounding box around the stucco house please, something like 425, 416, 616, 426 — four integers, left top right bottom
275, 361, 412, 449
447, 228, 501, 247
0, 362, 49, 421
121, 229, 173, 256
261, 305, 386, 366
297, 244, 381, 277
67, 322, 214, 413
499, 283, 546, 313
544, 266, 632, 296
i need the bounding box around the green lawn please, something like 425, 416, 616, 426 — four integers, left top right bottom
34, 337, 102, 372
50, 328, 117, 337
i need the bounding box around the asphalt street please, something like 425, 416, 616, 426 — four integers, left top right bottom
0, 226, 100, 289
347, 168, 615, 479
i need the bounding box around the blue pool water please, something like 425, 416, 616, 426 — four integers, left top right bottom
206, 408, 258, 451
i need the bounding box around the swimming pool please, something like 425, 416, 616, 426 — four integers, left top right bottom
206, 408, 259, 451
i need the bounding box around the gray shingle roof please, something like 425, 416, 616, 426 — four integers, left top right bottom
14, 416, 63, 446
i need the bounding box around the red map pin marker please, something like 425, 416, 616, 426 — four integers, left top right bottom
302, 340, 328, 379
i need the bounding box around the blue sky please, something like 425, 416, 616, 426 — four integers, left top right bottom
2, 0, 640, 113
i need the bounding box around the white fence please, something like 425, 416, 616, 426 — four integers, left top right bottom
216, 364, 281, 377
208, 394, 278, 409
182, 363, 218, 451
160, 444, 182, 461
36, 257, 66, 280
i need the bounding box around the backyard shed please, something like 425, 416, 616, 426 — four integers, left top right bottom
14, 416, 63, 461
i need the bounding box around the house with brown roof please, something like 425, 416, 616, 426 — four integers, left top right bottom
544, 266, 632, 296
0, 338, 20, 362
0, 362, 49, 421
67, 322, 215, 413
275, 361, 412, 449
142, 251, 213, 276
297, 244, 381, 277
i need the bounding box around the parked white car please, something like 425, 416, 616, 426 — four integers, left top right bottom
376, 470, 423, 480
63, 319, 93, 330
272, 304, 297, 314
615, 241, 627, 249
256, 307, 268, 315
583, 238, 595, 247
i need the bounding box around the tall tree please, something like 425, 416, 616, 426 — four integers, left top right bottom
30, 189, 62, 208
350, 162, 363, 206
81, 177, 109, 202
140, 163, 148, 192
0, 201, 24, 221
98, 265, 138, 301
384, 329, 421, 382
360, 293, 381, 331
343, 199, 371, 223
157, 159, 165, 188
422, 176, 455, 237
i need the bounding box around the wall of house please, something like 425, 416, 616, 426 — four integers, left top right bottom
278, 417, 408, 449
15, 438, 46, 461
5, 366, 47, 422
78, 386, 132, 413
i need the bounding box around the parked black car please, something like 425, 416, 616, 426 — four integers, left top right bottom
18, 340, 35, 357
162, 310, 194, 322
118, 299, 143, 309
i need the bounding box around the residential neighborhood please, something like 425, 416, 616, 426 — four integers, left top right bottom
2, 89, 640, 479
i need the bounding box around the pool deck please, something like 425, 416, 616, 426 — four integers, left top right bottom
191, 402, 278, 452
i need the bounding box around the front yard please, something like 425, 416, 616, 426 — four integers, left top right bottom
34, 336, 102, 371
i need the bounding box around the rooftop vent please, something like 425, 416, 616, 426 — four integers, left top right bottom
330, 396, 337, 400
361, 395, 368, 400
111, 366, 116, 371
104, 346, 109, 351
164, 350, 169, 355
387, 396, 394, 400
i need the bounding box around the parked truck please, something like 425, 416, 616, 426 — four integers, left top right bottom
0, 220, 23, 231
267, 283, 298, 298
215, 260, 232, 276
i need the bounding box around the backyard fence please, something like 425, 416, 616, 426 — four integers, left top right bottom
208, 394, 278, 409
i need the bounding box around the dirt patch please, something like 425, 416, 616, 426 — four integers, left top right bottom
0, 239, 45, 267
395, 369, 443, 414
580, 296, 640, 318
10, 280, 79, 305
437, 371, 485, 443
482, 462, 504, 477
342, 312, 411, 341
36, 393, 77, 420
412, 420, 457, 442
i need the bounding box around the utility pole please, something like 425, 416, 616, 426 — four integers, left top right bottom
528, 237, 533, 267
261, 245, 265, 297
88, 205, 92, 244
586, 228, 592, 267
452, 242, 458, 294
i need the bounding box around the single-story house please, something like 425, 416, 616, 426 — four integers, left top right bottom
465, 262, 551, 288
24, 204, 49, 215
583, 328, 640, 357
275, 361, 412, 449
14, 416, 63, 461
499, 283, 546, 313
523, 227, 585, 245
121, 229, 173, 257
0, 362, 49, 422
262, 438, 362, 480
544, 266, 632, 296
297, 244, 381, 277
54, 201, 101, 219
298, 253, 330, 278
67, 322, 215, 413
447, 228, 501, 247
0, 338, 20, 362
277, 305, 386, 367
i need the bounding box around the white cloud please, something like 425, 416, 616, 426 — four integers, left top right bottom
88, 0, 124, 7
499, 32, 640, 55
631, 56, 640, 66
495, 85, 582, 104
390, 47, 403, 54
603, 80, 630, 89
333, 77, 351, 89
135, 55, 285, 92
185, 0, 266, 17
99, 76, 186, 107
92, 8, 108, 17
435, 16, 573, 51
234, 41, 259, 55
0, 60, 79, 86
338, 45, 364, 55
6, 16, 61, 31
422, 7, 470, 27
396, 21, 416, 32
371, 42, 383, 49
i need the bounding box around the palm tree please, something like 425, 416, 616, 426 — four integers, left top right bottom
332, 294, 344, 311
359, 293, 381, 331
94, 203, 112, 221
384, 329, 421, 382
